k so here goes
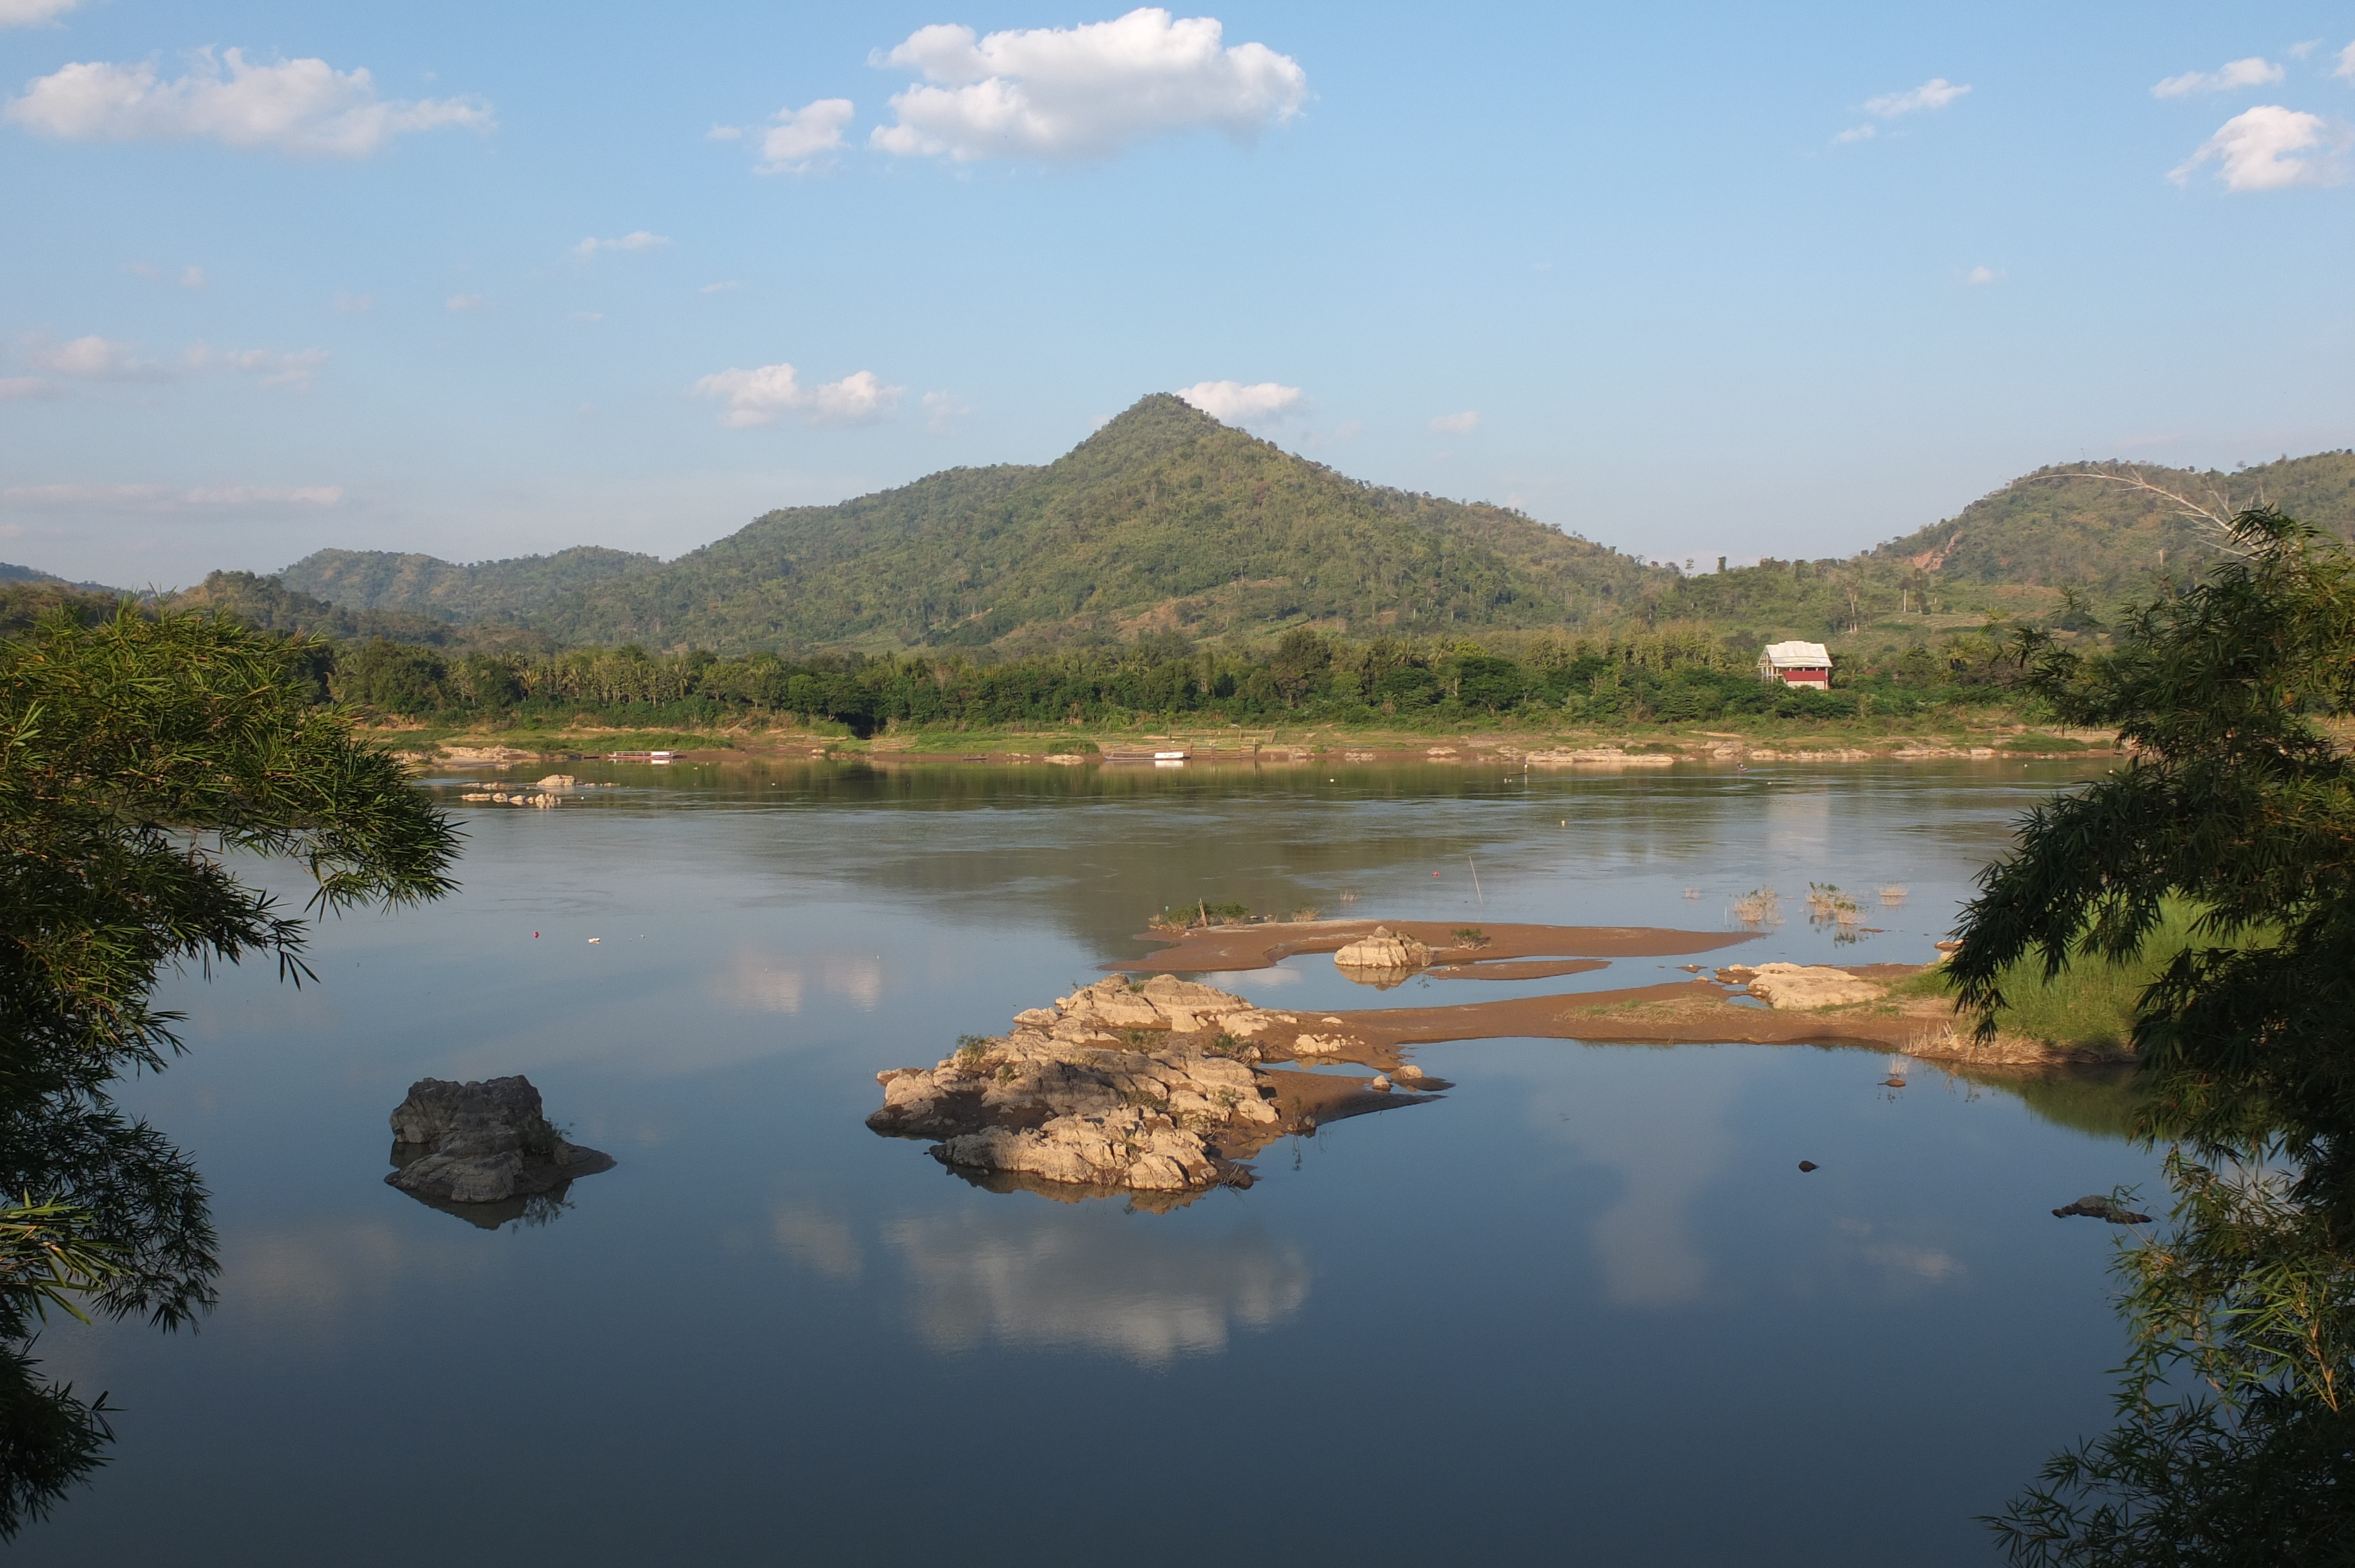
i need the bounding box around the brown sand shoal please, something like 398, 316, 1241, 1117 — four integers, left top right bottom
1302, 981, 2126, 1066
1111, 919, 1760, 974
1428, 958, 1611, 981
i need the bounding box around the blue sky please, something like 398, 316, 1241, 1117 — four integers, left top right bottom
2, 1, 2351, 589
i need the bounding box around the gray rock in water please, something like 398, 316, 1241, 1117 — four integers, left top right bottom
386, 1075, 615, 1204
2052, 1194, 2151, 1224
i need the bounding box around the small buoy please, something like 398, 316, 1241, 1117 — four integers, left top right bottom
1798, 1161, 1819, 1172
1432, 870, 1441, 876
533, 932, 539, 939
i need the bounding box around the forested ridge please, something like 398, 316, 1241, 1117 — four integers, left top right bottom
283, 396, 1662, 653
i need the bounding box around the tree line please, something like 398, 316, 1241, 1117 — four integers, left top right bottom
326, 625, 2018, 733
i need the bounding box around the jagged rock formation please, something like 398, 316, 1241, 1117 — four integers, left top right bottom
869, 975, 1435, 1197
386, 1075, 615, 1204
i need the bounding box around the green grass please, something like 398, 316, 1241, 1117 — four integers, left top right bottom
1898, 902, 2264, 1049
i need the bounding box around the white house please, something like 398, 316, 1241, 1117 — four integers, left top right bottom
1758, 640, 1833, 689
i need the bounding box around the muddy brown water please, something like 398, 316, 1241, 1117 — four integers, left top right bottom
18, 756, 2150, 1566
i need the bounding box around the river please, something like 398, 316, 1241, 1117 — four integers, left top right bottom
14, 756, 2151, 1565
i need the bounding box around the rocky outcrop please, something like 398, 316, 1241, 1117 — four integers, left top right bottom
386, 1075, 615, 1204
1332, 926, 1431, 978
869, 977, 1435, 1197
2052, 1195, 2152, 1224
1724, 962, 1888, 1009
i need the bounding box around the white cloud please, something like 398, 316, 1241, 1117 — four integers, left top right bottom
699, 280, 739, 294
573, 230, 669, 257
757, 98, 854, 172
28, 334, 158, 378
3, 47, 493, 157
0, 483, 343, 511
1175, 379, 1302, 426
921, 390, 973, 432
1831, 123, 1875, 144
572, 311, 603, 324
0, 0, 84, 28
870, 8, 1307, 162
0, 377, 55, 400
2337, 42, 2355, 81
198, 345, 330, 390
705, 124, 743, 141
1428, 409, 1480, 434
2152, 57, 2284, 98
1965, 264, 2001, 284
1863, 78, 1970, 118
693, 362, 904, 427
332, 291, 372, 313
125, 261, 205, 288
2170, 105, 2349, 191
445, 294, 487, 311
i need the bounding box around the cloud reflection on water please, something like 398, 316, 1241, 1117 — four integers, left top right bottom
727, 951, 884, 1014
881, 1207, 1309, 1366
1531, 1051, 1750, 1307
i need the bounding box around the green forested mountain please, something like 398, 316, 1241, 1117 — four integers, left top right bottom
163, 572, 557, 652
521, 394, 1658, 652
1866, 451, 2355, 592
258, 402, 2355, 659
276, 544, 659, 623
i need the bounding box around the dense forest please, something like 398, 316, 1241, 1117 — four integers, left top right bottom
277, 544, 659, 623
280, 396, 1664, 653
325, 624, 2010, 735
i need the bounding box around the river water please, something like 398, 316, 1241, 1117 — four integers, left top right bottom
16, 757, 2152, 1566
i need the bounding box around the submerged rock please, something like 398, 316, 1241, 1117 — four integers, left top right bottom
385, 1075, 615, 1205
2052, 1195, 2152, 1224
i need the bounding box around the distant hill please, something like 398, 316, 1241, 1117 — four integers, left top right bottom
0, 562, 128, 596
523, 394, 1659, 652
164, 572, 557, 653
1867, 451, 2355, 593
277, 544, 659, 623
253, 407, 2355, 658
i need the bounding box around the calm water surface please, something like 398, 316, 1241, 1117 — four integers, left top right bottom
19, 758, 2153, 1566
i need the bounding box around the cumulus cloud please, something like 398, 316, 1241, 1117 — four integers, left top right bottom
2170, 105, 2349, 191
1863, 78, 1970, 117
2337, 41, 2355, 81
573, 230, 669, 257
0, 0, 85, 28
2152, 57, 2284, 98
1830, 122, 1875, 144
1965, 264, 2002, 284
869, 8, 1307, 162
1175, 380, 1301, 426
693, 362, 904, 427
1428, 410, 1479, 434
758, 98, 854, 172
3, 47, 492, 157
0, 483, 343, 511
28, 334, 158, 378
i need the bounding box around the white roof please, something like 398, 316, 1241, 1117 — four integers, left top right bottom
1762, 641, 1832, 667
